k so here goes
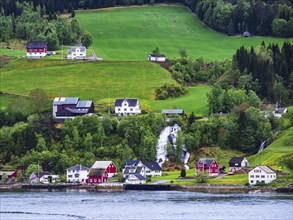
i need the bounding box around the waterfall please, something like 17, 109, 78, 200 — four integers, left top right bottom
258, 141, 267, 153
156, 124, 190, 169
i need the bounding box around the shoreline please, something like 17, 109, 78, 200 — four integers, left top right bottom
1, 183, 292, 193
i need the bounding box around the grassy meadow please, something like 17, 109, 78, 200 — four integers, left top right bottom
0, 59, 208, 113
147, 85, 210, 115
76, 5, 291, 61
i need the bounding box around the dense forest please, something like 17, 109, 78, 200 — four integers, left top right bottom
0, 2, 90, 49
1, 0, 292, 37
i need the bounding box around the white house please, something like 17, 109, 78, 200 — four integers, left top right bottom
66, 164, 89, 183
29, 171, 60, 183
125, 174, 146, 184
229, 157, 250, 173
114, 98, 141, 116
122, 160, 162, 183
148, 54, 166, 62
248, 166, 276, 185
142, 162, 162, 177
67, 46, 86, 59
273, 107, 288, 118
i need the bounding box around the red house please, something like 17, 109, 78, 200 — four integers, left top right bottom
0, 171, 17, 181
196, 158, 219, 176
91, 161, 117, 177
26, 41, 47, 58
86, 169, 108, 185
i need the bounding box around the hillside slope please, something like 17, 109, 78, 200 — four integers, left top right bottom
76, 5, 290, 61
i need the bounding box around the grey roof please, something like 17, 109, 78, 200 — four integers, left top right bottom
258, 166, 275, 174
122, 160, 140, 169
66, 164, 89, 171
34, 171, 51, 178
149, 54, 165, 57
126, 174, 146, 181
142, 162, 162, 171
229, 157, 245, 166
88, 169, 107, 177
197, 158, 216, 167
162, 109, 184, 114
53, 97, 79, 105
26, 41, 47, 49
114, 98, 138, 107
275, 108, 287, 114
76, 101, 93, 108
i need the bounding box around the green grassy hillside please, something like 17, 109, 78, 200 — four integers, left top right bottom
0, 59, 209, 113
147, 85, 210, 115
76, 5, 290, 61
249, 127, 293, 173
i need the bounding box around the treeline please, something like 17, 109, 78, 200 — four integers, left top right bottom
232, 42, 293, 105
155, 83, 187, 100
2, 0, 292, 37
183, 0, 293, 37
0, 2, 82, 50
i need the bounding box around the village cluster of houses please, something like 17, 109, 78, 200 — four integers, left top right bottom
195, 156, 277, 185
0, 156, 277, 186
25, 41, 167, 62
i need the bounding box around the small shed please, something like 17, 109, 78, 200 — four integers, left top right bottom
243, 31, 251, 37
162, 109, 184, 116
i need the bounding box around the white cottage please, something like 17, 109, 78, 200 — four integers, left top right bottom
148, 54, 166, 62
66, 164, 89, 183
67, 46, 86, 59
248, 166, 276, 185
114, 98, 141, 116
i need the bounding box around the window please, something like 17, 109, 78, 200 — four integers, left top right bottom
250, 180, 254, 183
94, 179, 97, 182
68, 175, 72, 178
130, 108, 133, 111
261, 175, 265, 178
90, 179, 92, 183
118, 108, 120, 111
256, 175, 260, 178
250, 175, 254, 178
124, 108, 127, 111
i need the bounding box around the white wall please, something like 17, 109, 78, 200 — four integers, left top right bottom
249, 168, 276, 185
67, 170, 89, 183
27, 52, 47, 58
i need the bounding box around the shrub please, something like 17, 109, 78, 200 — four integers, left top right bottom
195, 171, 209, 183
180, 168, 186, 178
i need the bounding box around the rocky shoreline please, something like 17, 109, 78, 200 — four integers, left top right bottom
1, 183, 293, 193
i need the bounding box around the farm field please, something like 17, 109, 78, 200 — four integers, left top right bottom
147, 85, 210, 115
0, 59, 210, 113
76, 5, 291, 61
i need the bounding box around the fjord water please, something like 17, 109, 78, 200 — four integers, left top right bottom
1, 190, 292, 220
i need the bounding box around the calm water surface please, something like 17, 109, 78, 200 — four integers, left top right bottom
0, 190, 292, 220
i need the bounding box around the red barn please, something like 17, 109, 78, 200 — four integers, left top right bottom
196, 158, 219, 176
26, 41, 47, 58
86, 169, 108, 185
91, 161, 117, 177
0, 171, 17, 181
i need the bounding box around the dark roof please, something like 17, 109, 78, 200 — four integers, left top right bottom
34, 171, 51, 178
275, 108, 287, 114
88, 169, 106, 177
122, 160, 140, 169
124, 166, 143, 175
26, 41, 47, 49
114, 98, 138, 107
162, 109, 184, 114
142, 162, 162, 171
126, 174, 146, 181
229, 157, 244, 165
53, 97, 79, 105
76, 101, 93, 108
197, 158, 216, 167
66, 164, 89, 171
149, 54, 165, 57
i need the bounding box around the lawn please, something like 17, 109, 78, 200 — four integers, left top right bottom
248, 127, 293, 172
0, 94, 20, 109
76, 5, 291, 61
0, 48, 25, 57
147, 85, 210, 115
